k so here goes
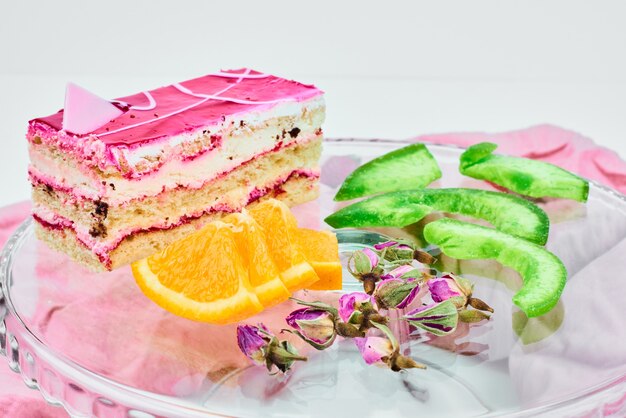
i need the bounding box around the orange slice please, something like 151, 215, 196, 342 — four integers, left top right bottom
297, 228, 343, 290
132, 198, 343, 324
248, 200, 320, 291
222, 212, 291, 308
132, 221, 263, 324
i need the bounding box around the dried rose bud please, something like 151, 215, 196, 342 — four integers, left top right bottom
285, 308, 337, 349
347, 248, 384, 294
427, 274, 494, 314
348, 248, 380, 275
355, 336, 395, 365
374, 278, 420, 309
427, 274, 472, 309
237, 324, 269, 365
354, 322, 425, 372
404, 300, 459, 336
338, 292, 374, 324
236, 324, 306, 373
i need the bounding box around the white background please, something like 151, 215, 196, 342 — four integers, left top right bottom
2, 0, 626, 207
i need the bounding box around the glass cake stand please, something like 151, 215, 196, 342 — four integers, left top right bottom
2, 140, 626, 418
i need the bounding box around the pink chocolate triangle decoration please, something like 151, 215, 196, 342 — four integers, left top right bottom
62, 82, 124, 134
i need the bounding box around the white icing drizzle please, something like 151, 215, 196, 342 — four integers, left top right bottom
129, 91, 157, 111
172, 82, 292, 105
96, 69, 292, 139
212, 70, 272, 79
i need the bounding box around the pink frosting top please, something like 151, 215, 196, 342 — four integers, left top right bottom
29, 68, 322, 147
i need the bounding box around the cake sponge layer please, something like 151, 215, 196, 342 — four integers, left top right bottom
32, 138, 321, 246
34, 174, 319, 271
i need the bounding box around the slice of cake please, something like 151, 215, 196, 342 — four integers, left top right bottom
27, 68, 324, 271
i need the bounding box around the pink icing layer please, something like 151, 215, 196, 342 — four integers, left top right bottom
33, 170, 320, 269
27, 69, 323, 180
29, 68, 322, 147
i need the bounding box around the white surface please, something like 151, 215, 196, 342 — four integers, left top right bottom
2, 0, 626, 207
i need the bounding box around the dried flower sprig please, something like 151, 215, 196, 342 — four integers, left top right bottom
355, 322, 426, 371
282, 296, 424, 372
283, 294, 386, 344
237, 324, 307, 374
285, 307, 337, 349
427, 274, 494, 323
337, 292, 387, 337
237, 239, 495, 375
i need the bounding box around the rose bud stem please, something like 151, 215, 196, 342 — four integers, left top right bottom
468, 297, 494, 313
336, 321, 366, 338
362, 273, 379, 295
391, 354, 427, 371
268, 345, 308, 364
358, 309, 388, 333
413, 250, 436, 265
367, 314, 388, 325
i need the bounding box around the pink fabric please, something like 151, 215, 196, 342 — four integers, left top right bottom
2, 125, 626, 417
0, 202, 67, 418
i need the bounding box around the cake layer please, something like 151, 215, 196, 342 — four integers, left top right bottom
32, 139, 322, 254
28, 98, 324, 204
34, 174, 318, 271
27, 69, 323, 179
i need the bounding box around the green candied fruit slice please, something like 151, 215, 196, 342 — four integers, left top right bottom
334, 143, 442, 201
460, 142, 589, 202
423, 218, 567, 317
325, 188, 550, 245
